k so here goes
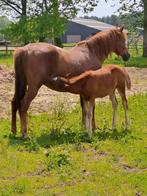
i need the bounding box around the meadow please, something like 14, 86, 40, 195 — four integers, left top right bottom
0, 94, 147, 195
0, 47, 147, 195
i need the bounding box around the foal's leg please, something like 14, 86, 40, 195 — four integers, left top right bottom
109, 92, 118, 130
80, 95, 96, 130
19, 86, 39, 138
118, 88, 129, 130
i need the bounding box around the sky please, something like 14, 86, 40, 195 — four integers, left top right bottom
79, 0, 120, 17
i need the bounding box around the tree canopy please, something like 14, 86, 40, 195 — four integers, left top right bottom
0, 0, 98, 45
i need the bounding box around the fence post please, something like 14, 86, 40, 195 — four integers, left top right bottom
5, 42, 8, 53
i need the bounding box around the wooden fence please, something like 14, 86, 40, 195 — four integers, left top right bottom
0, 44, 143, 53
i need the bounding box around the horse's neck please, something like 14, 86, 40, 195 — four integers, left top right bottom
67, 46, 101, 75
87, 34, 115, 62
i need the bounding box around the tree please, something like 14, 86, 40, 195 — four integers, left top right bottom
143, 0, 147, 57
118, 0, 147, 57
0, 16, 10, 30
0, 0, 98, 45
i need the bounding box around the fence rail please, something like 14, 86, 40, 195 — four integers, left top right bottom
0, 45, 19, 52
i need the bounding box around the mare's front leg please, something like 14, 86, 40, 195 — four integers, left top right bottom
19, 86, 39, 138
88, 99, 95, 139
92, 102, 96, 130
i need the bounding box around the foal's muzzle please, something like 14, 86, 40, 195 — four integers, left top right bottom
122, 52, 130, 61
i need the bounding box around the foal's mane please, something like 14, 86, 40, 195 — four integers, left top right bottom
77, 28, 126, 60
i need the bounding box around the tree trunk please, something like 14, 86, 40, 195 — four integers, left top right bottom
21, 0, 27, 17
143, 0, 147, 57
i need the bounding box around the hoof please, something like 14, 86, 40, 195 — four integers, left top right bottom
22, 133, 27, 139
11, 129, 16, 135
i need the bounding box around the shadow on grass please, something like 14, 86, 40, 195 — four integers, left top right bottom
94, 128, 132, 141
7, 128, 133, 150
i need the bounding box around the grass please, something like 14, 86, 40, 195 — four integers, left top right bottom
0, 51, 13, 68
0, 93, 147, 195
105, 53, 147, 68
0, 47, 147, 69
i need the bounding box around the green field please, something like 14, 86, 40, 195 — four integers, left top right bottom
0, 94, 147, 195
0, 51, 13, 68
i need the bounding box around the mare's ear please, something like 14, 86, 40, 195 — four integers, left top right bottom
116, 25, 124, 32
119, 25, 124, 32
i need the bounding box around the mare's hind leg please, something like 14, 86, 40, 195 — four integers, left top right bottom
118, 87, 129, 130
109, 92, 118, 130
11, 96, 18, 134
19, 86, 39, 138
80, 95, 96, 130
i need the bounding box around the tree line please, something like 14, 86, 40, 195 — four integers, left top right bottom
84, 13, 143, 32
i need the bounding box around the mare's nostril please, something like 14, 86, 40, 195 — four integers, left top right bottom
123, 53, 130, 61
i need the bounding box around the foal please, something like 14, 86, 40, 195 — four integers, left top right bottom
49, 65, 131, 138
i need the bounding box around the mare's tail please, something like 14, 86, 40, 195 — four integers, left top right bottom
123, 68, 131, 90
13, 49, 27, 108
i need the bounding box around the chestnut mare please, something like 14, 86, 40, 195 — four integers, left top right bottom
11, 27, 130, 138
49, 65, 131, 138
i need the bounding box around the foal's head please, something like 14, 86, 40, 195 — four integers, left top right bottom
113, 26, 130, 61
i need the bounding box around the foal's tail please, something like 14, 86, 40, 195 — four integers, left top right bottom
123, 68, 131, 90
13, 48, 27, 108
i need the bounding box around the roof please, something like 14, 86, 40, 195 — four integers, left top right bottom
71, 18, 115, 31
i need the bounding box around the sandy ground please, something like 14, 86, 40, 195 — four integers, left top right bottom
0, 65, 147, 119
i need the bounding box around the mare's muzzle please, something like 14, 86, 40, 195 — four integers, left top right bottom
122, 52, 130, 61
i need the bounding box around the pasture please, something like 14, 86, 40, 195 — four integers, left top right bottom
0, 47, 147, 195
0, 94, 147, 195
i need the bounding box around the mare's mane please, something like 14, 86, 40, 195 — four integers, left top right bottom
77, 28, 126, 60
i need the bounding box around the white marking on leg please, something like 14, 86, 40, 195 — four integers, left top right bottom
110, 93, 118, 130
123, 101, 129, 129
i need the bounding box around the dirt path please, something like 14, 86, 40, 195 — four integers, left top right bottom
0, 65, 147, 119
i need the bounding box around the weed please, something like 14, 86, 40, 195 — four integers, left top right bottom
45, 148, 70, 170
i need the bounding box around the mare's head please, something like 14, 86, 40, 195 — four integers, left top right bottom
113, 26, 130, 61
86, 26, 130, 62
